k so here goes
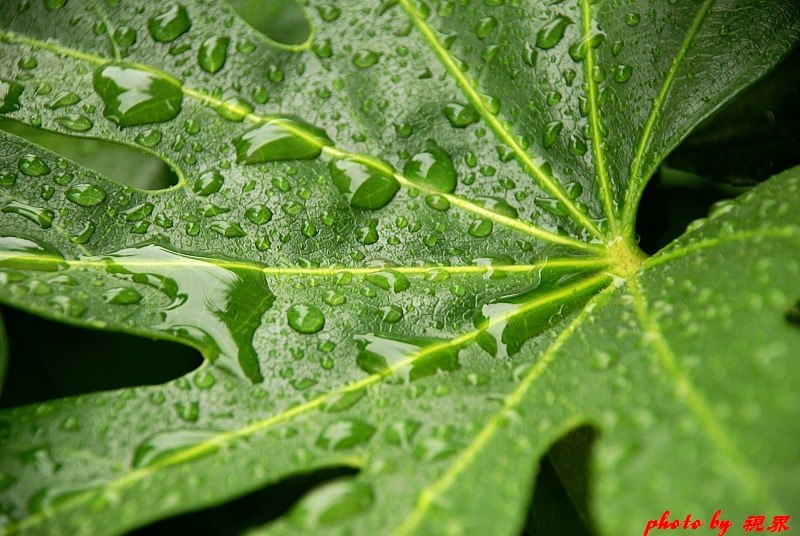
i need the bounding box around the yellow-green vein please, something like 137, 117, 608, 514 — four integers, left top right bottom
397, 0, 605, 240
580, 0, 618, 234
628, 278, 781, 510
0, 29, 603, 253
391, 280, 620, 536
642, 227, 800, 270
0, 248, 611, 277
621, 0, 716, 234
2, 272, 613, 534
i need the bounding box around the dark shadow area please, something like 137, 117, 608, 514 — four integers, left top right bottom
635, 168, 747, 255
637, 44, 800, 255
126, 466, 359, 536
524, 426, 597, 536
228, 0, 312, 46
0, 306, 202, 408
0, 118, 179, 190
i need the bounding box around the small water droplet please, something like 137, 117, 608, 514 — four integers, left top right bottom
287, 303, 325, 334
443, 102, 480, 128
352, 50, 380, 68
133, 430, 217, 468
476, 16, 497, 39
315, 419, 375, 450
468, 218, 493, 238
55, 114, 93, 132
93, 63, 183, 127
289, 479, 374, 528
192, 169, 224, 196
18, 154, 50, 176
148, 4, 191, 43
209, 221, 246, 238
613, 64, 633, 83
65, 183, 106, 206
104, 286, 142, 305
365, 270, 410, 293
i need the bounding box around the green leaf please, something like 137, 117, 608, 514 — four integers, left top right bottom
0, 1, 798, 535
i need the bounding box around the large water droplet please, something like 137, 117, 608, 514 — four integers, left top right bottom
148, 4, 192, 43
93, 63, 183, 127
289, 479, 374, 528
355, 333, 460, 383
100, 244, 272, 382
2, 201, 54, 228
536, 15, 572, 50
329, 159, 399, 210
287, 303, 325, 334
315, 419, 375, 450
198, 35, 229, 73
192, 169, 224, 196
233, 118, 329, 163
404, 145, 457, 193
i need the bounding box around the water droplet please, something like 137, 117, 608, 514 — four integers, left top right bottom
542, 121, 563, 148
625, 12, 641, 26
18, 154, 50, 176
65, 183, 106, 207
135, 129, 162, 147
55, 114, 93, 132
287, 303, 325, 334
425, 194, 450, 211
355, 333, 460, 383
443, 102, 480, 128
104, 286, 142, 305
568, 30, 605, 62
233, 118, 329, 163
536, 15, 572, 50
365, 270, 410, 293
245, 204, 272, 225
476, 16, 498, 39
614, 64, 633, 83
475, 196, 518, 218
192, 169, 224, 196
568, 133, 588, 156
380, 304, 404, 323
0, 79, 24, 113
468, 218, 493, 238
322, 290, 345, 306
589, 350, 619, 371
330, 159, 399, 210
93, 63, 183, 127
192, 34, 228, 73
352, 50, 380, 68
414, 437, 457, 461
289, 479, 374, 528
404, 145, 457, 193
385, 420, 421, 448
133, 430, 217, 468
44, 0, 67, 9
316, 4, 341, 22
2, 201, 54, 228
315, 419, 375, 450
148, 4, 191, 43
209, 221, 246, 238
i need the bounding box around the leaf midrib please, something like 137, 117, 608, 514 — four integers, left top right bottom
0, 29, 605, 254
